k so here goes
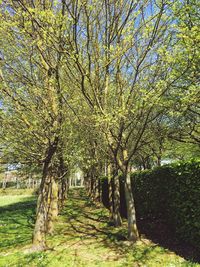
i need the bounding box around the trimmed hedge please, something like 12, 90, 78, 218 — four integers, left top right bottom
101, 160, 200, 247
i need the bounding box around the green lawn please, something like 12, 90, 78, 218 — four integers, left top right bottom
0, 189, 199, 267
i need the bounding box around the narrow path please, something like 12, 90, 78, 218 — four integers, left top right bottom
51, 189, 128, 266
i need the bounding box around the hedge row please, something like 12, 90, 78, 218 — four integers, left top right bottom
101, 160, 200, 247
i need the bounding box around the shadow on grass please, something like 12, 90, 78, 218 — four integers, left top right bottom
1, 189, 199, 266
0, 197, 36, 250
137, 218, 200, 264
61, 189, 200, 265
61, 190, 127, 241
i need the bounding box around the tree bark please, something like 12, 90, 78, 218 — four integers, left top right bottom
58, 176, 68, 210
91, 174, 99, 201
157, 155, 161, 167
124, 166, 139, 241
32, 138, 59, 250
107, 163, 113, 221
32, 172, 49, 250
108, 178, 114, 221
57, 155, 68, 210
112, 173, 122, 227
47, 175, 58, 234
108, 163, 122, 226
98, 178, 102, 202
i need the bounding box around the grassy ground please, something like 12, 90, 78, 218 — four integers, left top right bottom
0, 189, 199, 267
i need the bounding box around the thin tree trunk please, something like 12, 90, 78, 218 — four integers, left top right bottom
107, 164, 114, 221
98, 178, 102, 202
2, 179, 6, 189
58, 155, 68, 210
91, 174, 99, 201
90, 168, 98, 201
124, 166, 139, 241
113, 173, 122, 227
157, 155, 161, 167
108, 178, 113, 221
89, 171, 93, 197
58, 176, 68, 209
85, 173, 90, 194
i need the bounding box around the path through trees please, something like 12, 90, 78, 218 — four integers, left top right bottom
0, 188, 199, 266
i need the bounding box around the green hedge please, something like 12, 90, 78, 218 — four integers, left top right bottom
101, 160, 200, 247
132, 160, 200, 247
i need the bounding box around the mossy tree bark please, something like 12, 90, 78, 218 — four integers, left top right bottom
32, 139, 59, 250
32, 168, 50, 250
47, 174, 59, 234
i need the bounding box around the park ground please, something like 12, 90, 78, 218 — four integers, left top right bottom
0, 189, 199, 267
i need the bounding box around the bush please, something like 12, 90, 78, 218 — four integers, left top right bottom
101, 160, 200, 247
166, 160, 200, 246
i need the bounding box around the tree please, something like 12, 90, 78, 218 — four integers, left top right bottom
0, 0, 198, 245
61, 0, 190, 241
0, 0, 75, 250
160, 0, 200, 146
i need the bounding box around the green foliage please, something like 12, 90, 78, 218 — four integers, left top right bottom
132, 160, 200, 247
0, 0, 199, 257
164, 141, 200, 161
167, 161, 200, 246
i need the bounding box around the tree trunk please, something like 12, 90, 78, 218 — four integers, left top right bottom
2, 179, 6, 189
16, 177, 20, 189
32, 139, 59, 250
89, 174, 93, 197
108, 163, 122, 226
32, 173, 49, 250
112, 173, 122, 227
98, 178, 102, 202
89, 166, 98, 201
58, 177, 68, 210
47, 175, 58, 234
107, 163, 114, 221
157, 155, 161, 167
108, 178, 114, 221
57, 155, 68, 210
91, 175, 99, 201
124, 166, 139, 241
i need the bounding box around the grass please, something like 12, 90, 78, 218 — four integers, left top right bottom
0, 188, 199, 267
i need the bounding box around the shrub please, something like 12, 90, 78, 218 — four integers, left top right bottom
101, 160, 200, 247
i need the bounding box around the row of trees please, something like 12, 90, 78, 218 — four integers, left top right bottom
0, 0, 199, 250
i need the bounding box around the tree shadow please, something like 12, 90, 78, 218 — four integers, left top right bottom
137, 218, 200, 263
61, 192, 127, 242
2, 190, 199, 266
62, 189, 200, 265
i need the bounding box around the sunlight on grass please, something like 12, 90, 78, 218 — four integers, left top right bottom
0, 195, 34, 207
